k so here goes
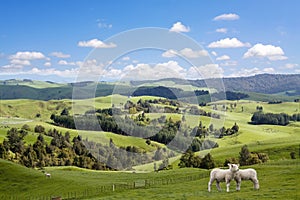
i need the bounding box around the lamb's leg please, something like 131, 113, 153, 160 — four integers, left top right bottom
226, 180, 231, 192
208, 179, 213, 192
216, 181, 221, 191
235, 179, 241, 191
252, 178, 259, 190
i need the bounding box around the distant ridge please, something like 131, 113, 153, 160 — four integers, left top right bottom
0, 74, 299, 100
131, 74, 300, 94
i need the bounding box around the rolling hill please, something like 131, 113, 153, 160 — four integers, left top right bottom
1, 74, 299, 101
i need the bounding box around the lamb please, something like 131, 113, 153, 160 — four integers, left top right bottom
45, 172, 51, 178
234, 168, 259, 191
208, 163, 240, 192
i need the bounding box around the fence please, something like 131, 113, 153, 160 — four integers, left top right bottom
2, 172, 209, 200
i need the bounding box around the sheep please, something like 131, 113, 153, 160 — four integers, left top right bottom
234, 168, 259, 191
208, 163, 240, 192
45, 172, 51, 178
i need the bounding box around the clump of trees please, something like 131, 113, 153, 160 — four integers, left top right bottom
0, 126, 107, 170
188, 106, 220, 119
178, 151, 215, 169
223, 145, 269, 166
251, 112, 300, 126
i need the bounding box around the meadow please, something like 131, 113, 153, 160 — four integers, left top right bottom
0, 94, 299, 199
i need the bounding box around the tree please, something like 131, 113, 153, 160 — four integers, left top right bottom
231, 122, 239, 133
7, 128, 27, 154
239, 145, 251, 166
61, 108, 69, 116
200, 153, 215, 169
34, 125, 45, 133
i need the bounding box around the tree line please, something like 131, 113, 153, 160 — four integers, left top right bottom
0, 127, 107, 170
251, 111, 300, 125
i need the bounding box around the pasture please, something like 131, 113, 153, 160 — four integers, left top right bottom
0, 159, 299, 199
0, 96, 299, 199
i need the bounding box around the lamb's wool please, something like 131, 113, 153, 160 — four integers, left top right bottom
208, 163, 239, 192
234, 168, 259, 190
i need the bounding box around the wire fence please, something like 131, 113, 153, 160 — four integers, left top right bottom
1, 172, 209, 200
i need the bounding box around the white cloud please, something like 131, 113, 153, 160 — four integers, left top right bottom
122, 61, 186, 80
220, 61, 238, 67
283, 63, 298, 69
230, 67, 275, 77
44, 62, 51, 67
162, 49, 178, 58
180, 48, 209, 58
216, 55, 230, 61
243, 43, 288, 61
216, 28, 228, 33
122, 56, 130, 61
1, 64, 23, 69
187, 64, 223, 79
10, 59, 31, 66
78, 39, 116, 48
208, 38, 251, 48
211, 51, 218, 56
162, 48, 208, 58
97, 19, 112, 29
170, 22, 190, 33
58, 60, 77, 66
50, 52, 70, 58
9, 51, 46, 60
213, 13, 240, 21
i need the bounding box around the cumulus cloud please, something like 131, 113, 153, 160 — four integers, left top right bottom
10, 59, 31, 66
187, 64, 223, 79
44, 62, 51, 67
162, 49, 178, 58
216, 55, 230, 61
78, 39, 116, 48
122, 61, 186, 80
216, 28, 228, 33
208, 38, 251, 48
243, 43, 288, 61
162, 48, 208, 58
9, 51, 46, 60
211, 51, 218, 56
50, 52, 70, 58
58, 60, 77, 66
170, 22, 190, 33
213, 13, 240, 21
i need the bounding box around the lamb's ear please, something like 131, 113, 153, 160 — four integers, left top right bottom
237, 164, 240, 167
227, 163, 232, 168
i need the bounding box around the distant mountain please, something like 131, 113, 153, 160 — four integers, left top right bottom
132, 74, 300, 94
0, 74, 299, 100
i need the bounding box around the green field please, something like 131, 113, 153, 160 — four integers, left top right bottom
0, 95, 299, 199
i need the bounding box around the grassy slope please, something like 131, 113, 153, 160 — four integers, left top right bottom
0, 96, 299, 199
0, 159, 299, 199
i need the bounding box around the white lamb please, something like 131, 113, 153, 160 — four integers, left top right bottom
208, 163, 240, 192
234, 168, 259, 191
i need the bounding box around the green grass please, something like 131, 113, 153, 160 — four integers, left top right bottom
0, 97, 300, 199
0, 159, 299, 199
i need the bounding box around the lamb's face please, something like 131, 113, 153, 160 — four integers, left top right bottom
228, 163, 239, 172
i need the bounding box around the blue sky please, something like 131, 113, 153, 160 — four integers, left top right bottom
0, 0, 299, 82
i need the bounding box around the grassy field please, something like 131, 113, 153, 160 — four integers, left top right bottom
0, 158, 299, 199
0, 95, 299, 199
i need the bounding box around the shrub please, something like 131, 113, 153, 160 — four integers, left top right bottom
290, 152, 296, 159
224, 157, 239, 167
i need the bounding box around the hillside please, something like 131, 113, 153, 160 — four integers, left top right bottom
1, 74, 299, 100
132, 74, 300, 95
